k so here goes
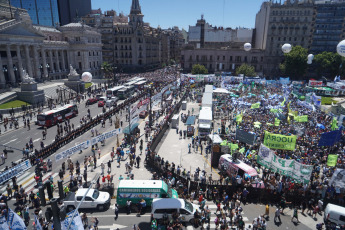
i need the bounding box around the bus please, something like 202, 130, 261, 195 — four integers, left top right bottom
37, 104, 78, 127
117, 86, 135, 99
116, 180, 178, 207
134, 80, 147, 90
106, 85, 125, 98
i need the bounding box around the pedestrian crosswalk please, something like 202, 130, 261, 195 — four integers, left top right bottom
188, 201, 252, 229
0, 171, 58, 195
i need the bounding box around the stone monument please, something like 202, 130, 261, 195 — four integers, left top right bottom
64, 65, 85, 93
17, 70, 45, 104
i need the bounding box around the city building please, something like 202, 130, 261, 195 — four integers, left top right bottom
0, 3, 102, 88
188, 15, 253, 49
8, 0, 91, 26
254, 0, 315, 76
310, 1, 345, 53
181, 48, 265, 75
82, 0, 185, 72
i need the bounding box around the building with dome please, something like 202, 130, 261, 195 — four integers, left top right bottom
0, 2, 102, 88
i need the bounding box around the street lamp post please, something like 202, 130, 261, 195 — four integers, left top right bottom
2, 67, 8, 87
46, 64, 50, 81
39, 64, 43, 82
13, 65, 17, 86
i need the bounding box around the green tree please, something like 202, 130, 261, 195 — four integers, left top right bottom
279, 46, 308, 80
313, 52, 345, 78
101, 62, 113, 79
235, 64, 256, 77
191, 64, 208, 74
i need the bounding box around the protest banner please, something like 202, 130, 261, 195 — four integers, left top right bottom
294, 115, 308, 122
257, 144, 312, 183
329, 168, 345, 189
0, 160, 31, 184
251, 103, 260, 109
61, 210, 84, 230
263, 131, 296, 150
327, 154, 338, 167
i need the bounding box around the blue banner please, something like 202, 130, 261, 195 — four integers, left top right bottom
0, 160, 31, 184
318, 130, 342, 147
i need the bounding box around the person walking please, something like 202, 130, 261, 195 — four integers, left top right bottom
291, 206, 300, 223
107, 160, 111, 173
114, 204, 119, 220
136, 155, 141, 168
274, 208, 281, 224
101, 163, 105, 175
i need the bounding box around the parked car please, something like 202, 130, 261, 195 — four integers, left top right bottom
63, 188, 111, 212
98, 100, 105, 107
139, 110, 148, 118
187, 126, 194, 137
86, 98, 98, 105
106, 100, 117, 107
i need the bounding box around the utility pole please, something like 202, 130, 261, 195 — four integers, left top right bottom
128, 105, 132, 147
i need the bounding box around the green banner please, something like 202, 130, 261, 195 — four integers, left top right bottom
327, 154, 338, 167
270, 108, 278, 113
294, 115, 308, 122
251, 103, 260, 109
263, 131, 297, 150
274, 118, 280, 127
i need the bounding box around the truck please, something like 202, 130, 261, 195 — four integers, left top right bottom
198, 107, 212, 137
201, 92, 213, 109
64, 188, 111, 212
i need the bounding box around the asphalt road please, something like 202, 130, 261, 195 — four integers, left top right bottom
0, 95, 126, 170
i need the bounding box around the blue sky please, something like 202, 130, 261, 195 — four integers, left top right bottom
91, 0, 265, 30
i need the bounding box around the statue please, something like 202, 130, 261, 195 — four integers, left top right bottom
22, 69, 36, 83
68, 64, 78, 76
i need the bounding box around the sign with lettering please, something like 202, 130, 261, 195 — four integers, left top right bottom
0, 160, 31, 184
257, 144, 313, 184
263, 131, 296, 150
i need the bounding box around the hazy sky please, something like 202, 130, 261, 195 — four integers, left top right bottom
91, 0, 265, 30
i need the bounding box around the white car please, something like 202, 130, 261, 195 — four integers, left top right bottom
64, 189, 111, 211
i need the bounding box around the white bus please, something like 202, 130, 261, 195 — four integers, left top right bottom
106, 86, 125, 98
134, 80, 147, 90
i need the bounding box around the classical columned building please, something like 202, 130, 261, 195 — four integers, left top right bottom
0, 3, 102, 88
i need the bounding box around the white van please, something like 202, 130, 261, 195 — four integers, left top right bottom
105, 100, 114, 107
151, 198, 199, 223
324, 203, 345, 226
99, 96, 107, 102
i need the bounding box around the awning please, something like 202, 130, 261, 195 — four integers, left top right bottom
123, 123, 139, 134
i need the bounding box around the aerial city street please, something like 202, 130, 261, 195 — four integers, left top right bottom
0, 0, 345, 230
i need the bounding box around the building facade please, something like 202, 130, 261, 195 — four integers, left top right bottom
254, 0, 315, 76
181, 48, 265, 75
8, 0, 91, 26
310, 2, 345, 53
9, 0, 60, 27
0, 3, 102, 88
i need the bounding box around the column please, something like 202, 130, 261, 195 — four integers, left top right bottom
61, 50, 66, 71
0, 51, 5, 87
48, 50, 54, 73
54, 50, 60, 72
41, 46, 48, 78
15, 44, 24, 81
25, 45, 33, 78
6, 44, 15, 84
33, 45, 40, 79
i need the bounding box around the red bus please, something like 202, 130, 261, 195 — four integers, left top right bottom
37, 104, 78, 127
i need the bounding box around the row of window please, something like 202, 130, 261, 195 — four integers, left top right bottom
271, 9, 311, 16
183, 55, 264, 62
270, 37, 305, 42
271, 17, 310, 22
184, 63, 263, 71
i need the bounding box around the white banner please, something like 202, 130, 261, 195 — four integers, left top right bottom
0, 216, 9, 230
91, 128, 122, 146
8, 208, 27, 230
0, 160, 32, 184
61, 210, 84, 230
329, 168, 345, 189
257, 144, 313, 184
55, 140, 90, 162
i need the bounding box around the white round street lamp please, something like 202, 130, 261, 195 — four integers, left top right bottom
307, 54, 314, 64
244, 43, 252, 52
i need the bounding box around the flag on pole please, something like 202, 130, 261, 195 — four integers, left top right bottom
274, 118, 280, 126
34, 215, 42, 230
239, 147, 245, 154
8, 208, 27, 230
0, 216, 9, 230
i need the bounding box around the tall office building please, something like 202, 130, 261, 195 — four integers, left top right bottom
58, 0, 91, 26
10, 0, 60, 26
8, 0, 91, 27
310, 2, 345, 53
